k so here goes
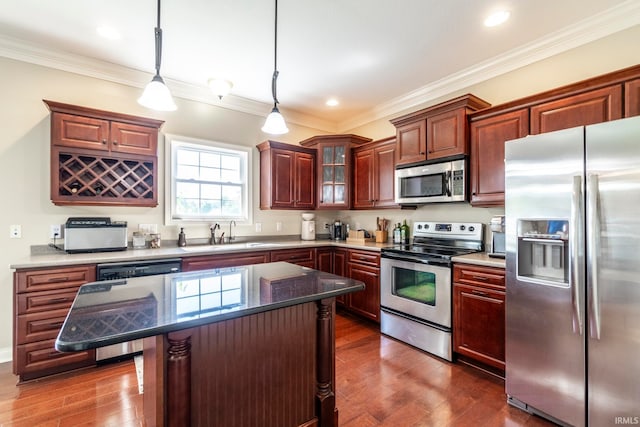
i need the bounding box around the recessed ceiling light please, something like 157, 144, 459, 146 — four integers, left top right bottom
96, 25, 121, 40
326, 98, 339, 107
484, 10, 510, 27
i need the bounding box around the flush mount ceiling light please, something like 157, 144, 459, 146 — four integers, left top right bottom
208, 78, 234, 100
326, 98, 339, 107
138, 0, 177, 111
261, 0, 289, 135
484, 10, 510, 27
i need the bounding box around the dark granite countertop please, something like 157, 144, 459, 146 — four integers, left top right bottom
55, 262, 364, 352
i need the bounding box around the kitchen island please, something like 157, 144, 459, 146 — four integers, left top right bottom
55, 262, 365, 427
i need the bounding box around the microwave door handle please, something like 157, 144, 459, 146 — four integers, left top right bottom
445, 171, 452, 196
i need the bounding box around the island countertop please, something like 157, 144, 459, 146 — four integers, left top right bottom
55, 261, 364, 352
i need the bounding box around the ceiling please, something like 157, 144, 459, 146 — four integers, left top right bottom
0, 0, 639, 132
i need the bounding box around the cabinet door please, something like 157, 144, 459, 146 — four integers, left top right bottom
426, 107, 467, 159
453, 283, 505, 370
110, 122, 158, 156
271, 248, 316, 268
530, 85, 622, 134
182, 252, 270, 271
352, 148, 375, 209
470, 109, 528, 207
317, 143, 349, 209
294, 152, 316, 209
333, 249, 348, 306
269, 149, 296, 208
316, 248, 334, 273
373, 141, 398, 208
51, 113, 109, 151
346, 263, 380, 322
395, 121, 427, 166
625, 78, 640, 117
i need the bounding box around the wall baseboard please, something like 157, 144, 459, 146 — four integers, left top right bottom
0, 347, 12, 364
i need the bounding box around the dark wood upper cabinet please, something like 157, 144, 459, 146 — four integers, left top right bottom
257, 140, 316, 210
469, 109, 528, 207
44, 100, 163, 207
300, 134, 371, 210
352, 137, 398, 209
530, 85, 622, 134
625, 78, 640, 117
390, 94, 491, 167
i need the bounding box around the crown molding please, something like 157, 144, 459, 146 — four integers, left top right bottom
0, 34, 336, 132
338, 0, 640, 131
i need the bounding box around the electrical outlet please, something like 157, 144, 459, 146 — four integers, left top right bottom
255, 222, 262, 232
276, 222, 282, 232
10, 224, 22, 239
50, 224, 62, 239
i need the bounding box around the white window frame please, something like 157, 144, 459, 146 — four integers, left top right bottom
164, 134, 252, 225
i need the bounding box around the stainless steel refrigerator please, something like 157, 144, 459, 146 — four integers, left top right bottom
505, 115, 640, 427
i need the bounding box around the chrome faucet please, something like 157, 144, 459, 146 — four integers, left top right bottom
210, 223, 220, 244
229, 220, 236, 243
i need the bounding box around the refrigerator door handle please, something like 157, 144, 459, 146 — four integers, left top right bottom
587, 173, 602, 340
570, 175, 584, 336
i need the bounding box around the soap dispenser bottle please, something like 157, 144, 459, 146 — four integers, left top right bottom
178, 227, 187, 247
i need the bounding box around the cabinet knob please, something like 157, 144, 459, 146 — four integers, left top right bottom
101, 139, 107, 145
113, 140, 118, 145
420, 151, 425, 155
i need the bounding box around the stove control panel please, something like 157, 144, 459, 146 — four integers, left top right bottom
413, 221, 483, 241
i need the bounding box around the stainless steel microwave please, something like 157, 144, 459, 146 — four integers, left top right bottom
394, 157, 466, 204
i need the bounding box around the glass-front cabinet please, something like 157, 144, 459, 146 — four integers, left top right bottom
300, 134, 372, 210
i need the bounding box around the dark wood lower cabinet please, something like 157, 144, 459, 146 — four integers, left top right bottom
181, 251, 270, 271
344, 250, 380, 323
453, 263, 505, 372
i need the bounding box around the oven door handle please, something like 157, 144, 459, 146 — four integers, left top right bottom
381, 251, 450, 267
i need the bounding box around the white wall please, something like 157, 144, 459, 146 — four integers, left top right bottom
1, 24, 639, 362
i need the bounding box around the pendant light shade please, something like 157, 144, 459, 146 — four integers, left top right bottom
138, 0, 176, 111
262, 0, 288, 135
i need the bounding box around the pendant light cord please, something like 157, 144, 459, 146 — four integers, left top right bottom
154, 0, 163, 77
271, 0, 279, 106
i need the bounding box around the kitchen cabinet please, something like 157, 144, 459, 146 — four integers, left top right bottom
453, 263, 505, 371
44, 100, 163, 207
530, 85, 622, 134
352, 137, 399, 209
182, 251, 271, 271
257, 140, 316, 210
13, 265, 97, 382
390, 94, 491, 166
300, 134, 371, 209
333, 248, 348, 306
316, 247, 334, 274
271, 248, 316, 268
468, 65, 640, 207
344, 249, 380, 322
625, 78, 640, 117
469, 109, 528, 207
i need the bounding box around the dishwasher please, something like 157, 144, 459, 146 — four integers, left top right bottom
94, 258, 182, 361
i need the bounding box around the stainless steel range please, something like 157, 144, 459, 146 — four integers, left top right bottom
380, 221, 483, 361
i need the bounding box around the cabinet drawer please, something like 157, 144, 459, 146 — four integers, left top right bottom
347, 250, 380, 267
271, 248, 316, 264
182, 252, 270, 272
453, 264, 505, 291
15, 339, 95, 381
15, 265, 96, 293
16, 288, 79, 315
17, 309, 69, 345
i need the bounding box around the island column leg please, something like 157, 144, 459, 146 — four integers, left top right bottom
316, 298, 336, 427
166, 331, 192, 427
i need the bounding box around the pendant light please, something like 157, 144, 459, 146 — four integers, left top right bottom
138, 0, 177, 111
261, 0, 289, 135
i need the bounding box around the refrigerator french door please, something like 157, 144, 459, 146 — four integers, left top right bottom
505, 115, 640, 427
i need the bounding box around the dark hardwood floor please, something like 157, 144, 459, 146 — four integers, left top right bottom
0, 312, 554, 426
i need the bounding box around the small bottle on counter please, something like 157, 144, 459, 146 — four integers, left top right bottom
393, 223, 401, 244
178, 227, 187, 247
401, 220, 410, 244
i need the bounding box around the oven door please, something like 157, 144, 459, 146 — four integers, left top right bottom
380, 256, 451, 328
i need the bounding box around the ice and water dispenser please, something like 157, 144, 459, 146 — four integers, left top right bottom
516, 219, 569, 286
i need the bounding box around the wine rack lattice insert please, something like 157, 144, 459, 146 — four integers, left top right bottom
57, 151, 155, 201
